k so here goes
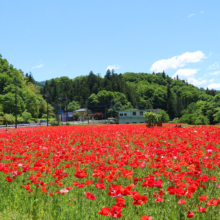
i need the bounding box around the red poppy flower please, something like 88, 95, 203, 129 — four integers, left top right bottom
187, 210, 194, 218
85, 191, 96, 200
141, 215, 153, 220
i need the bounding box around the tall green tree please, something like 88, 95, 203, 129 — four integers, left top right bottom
167, 85, 177, 119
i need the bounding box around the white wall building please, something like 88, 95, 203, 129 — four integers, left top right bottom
118, 109, 159, 124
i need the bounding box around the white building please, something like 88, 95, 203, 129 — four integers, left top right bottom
118, 109, 159, 124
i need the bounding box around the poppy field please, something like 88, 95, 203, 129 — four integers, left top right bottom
0, 124, 220, 220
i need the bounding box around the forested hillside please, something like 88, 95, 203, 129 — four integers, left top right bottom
41, 70, 218, 123
0, 55, 53, 124
1, 53, 220, 125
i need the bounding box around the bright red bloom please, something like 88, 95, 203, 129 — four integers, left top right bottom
98, 207, 110, 216
155, 197, 164, 202
5, 176, 13, 182
141, 215, 153, 220
85, 191, 96, 200
187, 210, 194, 218
197, 206, 206, 213
85, 180, 93, 185
74, 171, 87, 179
115, 197, 126, 207
109, 206, 122, 218
198, 195, 208, 201
132, 195, 148, 205
108, 185, 123, 197
177, 199, 186, 205
95, 183, 105, 189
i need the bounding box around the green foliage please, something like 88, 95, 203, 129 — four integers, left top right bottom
66, 121, 70, 125
17, 116, 23, 123
0, 112, 4, 116
179, 114, 195, 124
170, 118, 179, 123
213, 107, 220, 123
73, 113, 80, 121
42, 114, 47, 119
0, 93, 25, 115
88, 93, 99, 105
0, 55, 52, 118
179, 113, 209, 125
4, 113, 15, 125
144, 112, 161, 126
194, 114, 209, 125
40, 69, 218, 122
49, 118, 58, 126
158, 109, 169, 122
35, 81, 45, 88
68, 101, 80, 111
22, 111, 32, 122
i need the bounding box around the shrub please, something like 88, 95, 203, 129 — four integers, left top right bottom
109, 120, 114, 124
0, 116, 4, 125
158, 109, 169, 123
144, 112, 161, 127
49, 119, 58, 126
0, 112, 4, 116
17, 116, 24, 123
4, 114, 15, 125
171, 118, 179, 123
179, 113, 209, 125
22, 111, 32, 122
94, 113, 104, 120
66, 121, 70, 125
73, 113, 80, 121
194, 115, 209, 125
42, 114, 47, 119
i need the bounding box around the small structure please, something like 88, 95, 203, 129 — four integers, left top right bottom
61, 112, 73, 122
118, 109, 159, 124
73, 109, 93, 121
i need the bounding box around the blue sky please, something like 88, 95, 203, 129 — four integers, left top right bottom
0, 0, 220, 89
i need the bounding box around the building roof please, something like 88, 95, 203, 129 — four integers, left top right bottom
119, 109, 159, 112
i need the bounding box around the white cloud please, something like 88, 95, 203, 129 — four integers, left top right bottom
33, 64, 43, 69
173, 69, 207, 86
188, 78, 207, 86
172, 69, 199, 79
207, 83, 220, 90
208, 62, 219, 70
106, 65, 120, 71
150, 51, 205, 72
209, 78, 214, 83
188, 14, 195, 17
207, 71, 220, 76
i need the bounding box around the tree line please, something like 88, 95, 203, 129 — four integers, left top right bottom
40, 70, 218, 123
0, 55, 53, 124
1, 53, 219, 125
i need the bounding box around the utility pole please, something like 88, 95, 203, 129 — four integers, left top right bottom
86, 100, 89, 124
51, 102, 58, 125
14, 78, 17, 129
111, 100, 113, 118
58, 98, 62, 125
65, 96, 68, 123
45, 93, 50, 127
